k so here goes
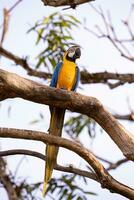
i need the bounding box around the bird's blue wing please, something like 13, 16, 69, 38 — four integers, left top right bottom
72, 66, 80, 91
50, 62, 62, 88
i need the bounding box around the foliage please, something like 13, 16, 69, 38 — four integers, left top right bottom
2, 160, 96, 200
0, 156, 42, 200
28, 12, 80, 71
65, 114, 97, 139
46, 174, 97, 200
15, 179, 42, 200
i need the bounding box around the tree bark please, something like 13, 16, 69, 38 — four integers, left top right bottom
41, 0, 94, 7
0, 69, 134, 160
0, 128, 134, 199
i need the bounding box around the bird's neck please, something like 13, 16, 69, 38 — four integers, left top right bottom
63, 57, 76, 68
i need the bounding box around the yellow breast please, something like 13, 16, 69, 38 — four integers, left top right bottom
57, 60, 76, 91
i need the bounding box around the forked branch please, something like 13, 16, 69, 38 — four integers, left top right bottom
0, 69, 134, 159
0, 128, 134, 199
88, 4, 134, 62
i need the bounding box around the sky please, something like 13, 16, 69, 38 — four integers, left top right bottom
0, 0, 134, 200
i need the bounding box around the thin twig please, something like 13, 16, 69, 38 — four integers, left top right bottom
88, 4, 134, 62
95, 154, 129, 170
0, 9, 9, 45
107, 158, 129, 171
0, 0, 23, 29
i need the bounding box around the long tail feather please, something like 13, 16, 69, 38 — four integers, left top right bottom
43, 108, 65, 196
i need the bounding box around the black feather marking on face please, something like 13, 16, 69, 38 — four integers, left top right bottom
66, 46, 81, 62
66, 54, 76, 62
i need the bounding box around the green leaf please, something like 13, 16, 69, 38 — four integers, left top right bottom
48, 58, 57, 68
42, 16, 50, 24
85, 191, 97, 195
29, 119, 40, 125
67, 15, 81, 24
36, 28, 44, 44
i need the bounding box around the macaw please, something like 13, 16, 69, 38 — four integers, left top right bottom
43, 45, 81, 196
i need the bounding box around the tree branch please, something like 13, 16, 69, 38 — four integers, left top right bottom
95, 155, 129, 171
0, 0, 23, 29
0, 46, 51, 79
0, 149, 97, 181
107, 158, 128, 171
1, 46, 134, 89
0, 128, 134, 199
0, 69, 134, 160
81, 70, 134, 87
113, 113, 134, 121
0, 149, 128, 192
41, 0, 94, 7
88, 5, 134, 62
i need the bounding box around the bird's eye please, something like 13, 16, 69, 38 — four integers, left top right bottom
69, 49, 74, 53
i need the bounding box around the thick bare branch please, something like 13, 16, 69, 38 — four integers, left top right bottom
1, 46, 134, 88
0, 46, 51, 79
41, 0, 94, 7
0, 128, 134, 199
0, 69, 134, 160
0, 149, 97, 181
81, 70, 134, 87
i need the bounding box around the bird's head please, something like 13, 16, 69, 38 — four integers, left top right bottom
64, 45, 81, 62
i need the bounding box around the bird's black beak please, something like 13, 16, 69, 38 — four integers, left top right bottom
74, 48, 81, 59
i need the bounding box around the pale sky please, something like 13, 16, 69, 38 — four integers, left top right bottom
0, 0, 134, 200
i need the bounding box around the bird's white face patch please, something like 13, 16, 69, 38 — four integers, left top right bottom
68, 51, 75, 58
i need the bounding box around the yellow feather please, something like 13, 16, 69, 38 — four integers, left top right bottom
43, 108, 65, 196
42, 181, 47, 197
57, 59, 76, 91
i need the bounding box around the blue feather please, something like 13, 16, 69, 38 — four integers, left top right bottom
50, 62, 62, 88
72, 66, 80, 91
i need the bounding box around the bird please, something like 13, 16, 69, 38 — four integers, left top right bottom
43, 45, 81, 196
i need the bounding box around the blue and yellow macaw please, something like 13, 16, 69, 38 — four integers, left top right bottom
43, 45, 81, 196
